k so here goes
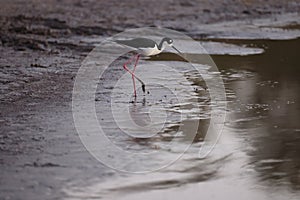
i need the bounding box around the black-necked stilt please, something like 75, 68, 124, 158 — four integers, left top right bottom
115, 37, 182, 97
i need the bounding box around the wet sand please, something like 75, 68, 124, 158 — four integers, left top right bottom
1, 0, 300, 200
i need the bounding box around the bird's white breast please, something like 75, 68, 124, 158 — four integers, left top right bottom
138, 44, 162, 56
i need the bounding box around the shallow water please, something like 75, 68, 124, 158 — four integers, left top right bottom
64, 36, 300, 199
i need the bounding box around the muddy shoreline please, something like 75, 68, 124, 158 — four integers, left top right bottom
1, 0, 300, 200
1, 0, 300, 104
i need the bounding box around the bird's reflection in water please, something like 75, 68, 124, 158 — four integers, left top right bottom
129, 97, 152, 128
125, 84, 182, 146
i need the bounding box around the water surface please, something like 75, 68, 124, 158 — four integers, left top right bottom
64, 37, 300, 200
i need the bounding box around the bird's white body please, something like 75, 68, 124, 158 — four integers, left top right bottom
115, 37, 177, 57
137, 44, 163, 56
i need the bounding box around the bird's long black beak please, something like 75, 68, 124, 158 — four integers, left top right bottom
172, 45, 182, 55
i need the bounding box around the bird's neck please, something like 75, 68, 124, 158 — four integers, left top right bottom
158, 40, 166, 51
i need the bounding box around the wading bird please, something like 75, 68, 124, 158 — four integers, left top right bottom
115, 37, 182, 97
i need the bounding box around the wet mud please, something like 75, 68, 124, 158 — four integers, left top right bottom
1, 0, 300, 200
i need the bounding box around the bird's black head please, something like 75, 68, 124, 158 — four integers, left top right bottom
158, 37, 182, 54
162, 37, 174, 45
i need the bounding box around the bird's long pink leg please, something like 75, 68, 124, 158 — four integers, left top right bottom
132, 54, 140, 97
131, 76, 137, 97
133, 54, 140, 73
123, 54, 141, 97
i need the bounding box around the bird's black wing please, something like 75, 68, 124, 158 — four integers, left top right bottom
115, 38, 157, 49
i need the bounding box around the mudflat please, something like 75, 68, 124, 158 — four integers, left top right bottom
0, 1, 300, 200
